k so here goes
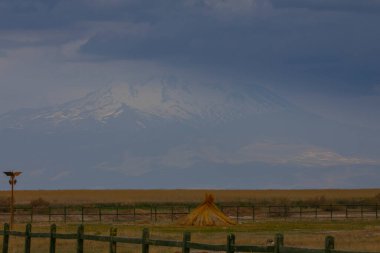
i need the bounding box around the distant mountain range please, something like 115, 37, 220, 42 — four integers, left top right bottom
0, 77, 379, 189
0, 77, 289, 129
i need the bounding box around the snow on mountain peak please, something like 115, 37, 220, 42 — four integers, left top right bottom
10, 78, 288, 124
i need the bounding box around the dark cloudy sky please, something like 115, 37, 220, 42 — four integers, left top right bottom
0, 0, 380, 129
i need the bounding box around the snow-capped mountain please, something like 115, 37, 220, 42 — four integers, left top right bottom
1, 77, 378, 189
0, 77, 289, 129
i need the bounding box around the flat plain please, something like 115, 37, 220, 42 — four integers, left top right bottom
1, 189, 380, 205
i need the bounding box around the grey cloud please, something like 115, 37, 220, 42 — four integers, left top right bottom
0, 34, 75, 50
99, 146, 200, 177
197, 142, 380, 167
0, 0, 63, 30
50, 170, 70, 181
271, 0, 380, 13
0, 0, 187, 30
80, 3, 380, 95
99, 142, 380, 177
1, 0, 379, 96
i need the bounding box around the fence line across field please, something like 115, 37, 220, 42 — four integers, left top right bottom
0, 204, 378, 224
0, 223, 379, 253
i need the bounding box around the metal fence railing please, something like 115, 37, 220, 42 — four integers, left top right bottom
0, 204, 378, 224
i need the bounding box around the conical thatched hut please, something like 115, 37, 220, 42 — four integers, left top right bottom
180, 194, 235, 226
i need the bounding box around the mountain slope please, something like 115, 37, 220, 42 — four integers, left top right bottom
0, 78, 379, 189
0, 77, 290, 130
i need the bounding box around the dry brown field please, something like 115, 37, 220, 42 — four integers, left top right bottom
1, 189, 380, 205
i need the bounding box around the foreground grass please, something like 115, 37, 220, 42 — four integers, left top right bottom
4, 220, 380, 253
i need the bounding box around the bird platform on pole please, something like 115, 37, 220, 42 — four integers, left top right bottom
4, 171, 22, 177
3, 171, 22, 229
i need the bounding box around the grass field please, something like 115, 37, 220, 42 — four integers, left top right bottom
3, 220, 380, 252
1, 189, 379, 252
1, 189, 380, 205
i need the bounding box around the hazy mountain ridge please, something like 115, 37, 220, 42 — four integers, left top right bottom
0, 78, 379, 189
0, 78, 290, 130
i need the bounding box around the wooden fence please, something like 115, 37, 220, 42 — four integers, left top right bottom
0, 204, 378, 224
0, 223, 379, 253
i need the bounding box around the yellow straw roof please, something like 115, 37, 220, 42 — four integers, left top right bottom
180, 194, 235, 226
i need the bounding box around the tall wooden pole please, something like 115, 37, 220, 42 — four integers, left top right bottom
4, 171, 22, 230
10, 176, 14, 229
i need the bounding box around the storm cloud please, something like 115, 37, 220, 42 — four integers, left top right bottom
0, 0, 379, 96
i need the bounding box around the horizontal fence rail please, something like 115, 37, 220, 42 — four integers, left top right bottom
0, 224, 379, 253
0, 204, 378, 224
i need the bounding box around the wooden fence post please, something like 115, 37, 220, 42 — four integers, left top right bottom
142, 228, 149, 253
284, 205, 287, 220
48, 207, 51, 223
81, 207, 84, 223
274, 233, 284, 253
2, 223, 9, 253
116, 207, 119, 222
226, 233, 235, 253
252, 206, 255, 222
109, 227, 117, 253
64, 207, 67, 223
361, 205, 363, 219
182, 231, 191, 253
236, 207, 239, 223
325, 236, 334, 253
154, 207, 157, 223
24, 223, 32, 253
30, 207, 33, 223
77, 224, 84, 253
133, 207, 136, 223
171, 206, 174, 222
49, 224, 56, 253
345, 206, 348, 219
99, 207, 102, 223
